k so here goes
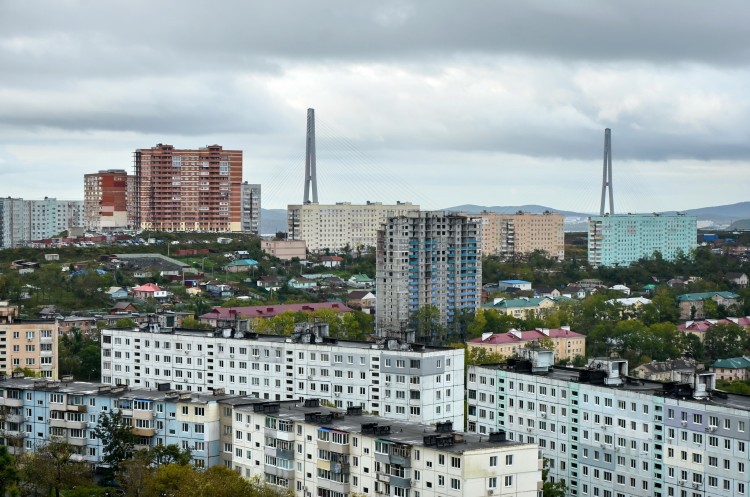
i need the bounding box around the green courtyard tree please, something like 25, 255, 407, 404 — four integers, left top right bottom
94, 409, 137, 473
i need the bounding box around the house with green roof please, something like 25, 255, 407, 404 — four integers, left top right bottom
709, 356, 750, 382
348, 274, 374, 289
223, 259, 259, 273
676, 291, 741, 320
483, 296, 558, 319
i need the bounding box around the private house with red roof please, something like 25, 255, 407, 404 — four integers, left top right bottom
678, 317, 750, 342
199, 302, 353, 328
131, 283, 170, 301
468, 327, 586, 362
321, 255, 343, 268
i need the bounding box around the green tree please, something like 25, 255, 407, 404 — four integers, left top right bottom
703, 322, 747, 360
94, 410, 137, 473
0, 445, 18, 496
466, 347, 506, 365
19, 439, 92, 497
541, 458, 566, 497
410, 305, 446, 346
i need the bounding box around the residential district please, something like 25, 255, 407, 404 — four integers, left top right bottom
0, 143, 750, 497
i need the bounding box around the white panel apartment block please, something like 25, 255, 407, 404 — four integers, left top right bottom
101, 328, 465, 427
468, 358, 750, 497
222, 398, 542, 497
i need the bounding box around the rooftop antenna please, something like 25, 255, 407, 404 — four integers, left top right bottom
303, 108, 318, 204
599, 128, 614, 215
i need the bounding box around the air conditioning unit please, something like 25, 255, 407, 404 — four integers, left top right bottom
527, 427, 532, 432
540, 413, 546, 418
680, 421, 687, 426
692, 483, 700, 489
678, 480, 686, 486
488, 491, 494, 495
709, 426, 717, 432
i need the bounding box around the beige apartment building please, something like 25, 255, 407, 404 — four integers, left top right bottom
260, 239, 307, 260
0, 302, 58, 379
287, 201, 420, 253
477, 211, 565, 260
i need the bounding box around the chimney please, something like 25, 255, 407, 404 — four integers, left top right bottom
481, 332, 493, 342
538, 328, 550, 336
561, 325, 570, 331
509, 329, 522, 339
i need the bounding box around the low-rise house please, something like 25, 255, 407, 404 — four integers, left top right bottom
348, 273, 374, 288
709, 356, 750, 381
289, 277, 317, 289
347, 290, 376, 309
39, 305, 61, 320
467, 326, 586, 361
111, 302, 138, 314
725, 272, 749, 288
484, 296, 557, 319
222, 259, 258, 273
632, 358, 697, 381
320, 255, 343, 268
534, 286, 561, 298
678, 317, 750, 341
132, 283, 170, 301
256, 276, 283, 292
44, 253, 60, 261
205, 281, 234, 297
561, 284, 588, 299
605, 296, 652, 308
676, 291, 742, 320
105, 286, 129, 300
56, 316, 98, 334
609, 284, 631, 295
497, 279, 532, 292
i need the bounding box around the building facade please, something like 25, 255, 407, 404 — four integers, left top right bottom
240, 182, 261, 235
287, 201, 420, 253
0, 377, 227, 468
588, 214, 697, 267
0, 198, 84, 248
83, 169, 130, 231
133, 144, 243, 232
376, 212, 481, 341
221, 398, 542, 497
261, 239, 307, 260
468, 351, 750, 497
0, 302, 58, 379
478, 211, 565, 260
100, 325, 465, 426
468, 327, 586, 362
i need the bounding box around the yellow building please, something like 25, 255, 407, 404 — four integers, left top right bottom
0, 302, 58, 379
477, 211, 565, 260
467, 327, 586, 362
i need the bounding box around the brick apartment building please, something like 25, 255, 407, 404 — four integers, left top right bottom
84, 169, 130, 230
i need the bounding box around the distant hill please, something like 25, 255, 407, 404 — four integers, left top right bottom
260, 209, 288, 235
444, 204, 589, 218
729, 219, 750, 230
672, 202, 750, 224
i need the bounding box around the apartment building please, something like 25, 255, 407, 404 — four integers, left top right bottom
241, 182, 261, 235
261, 239, 307, 260
468, 327, 586, 362
83, 169, 130, 231
287, 201, 420, 253
588, 214, 697, 267
0, 302, 57, 379
478, 211, 565, 260
0, 376, 229, 468
0, 197, 84, 248
468, 349, 750, 497
100, 324, 465, 426
133, 144, 243, 232
375, 212, 481, 341
220, 398, 542, 497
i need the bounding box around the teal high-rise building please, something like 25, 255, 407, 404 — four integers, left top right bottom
588, 214, 697, 267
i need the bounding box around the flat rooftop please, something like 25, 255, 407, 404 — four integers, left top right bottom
476, 363, 750, 412
236, 399, 526, 454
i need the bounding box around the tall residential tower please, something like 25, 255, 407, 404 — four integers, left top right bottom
83, 169, 130, 231
376, 211, 482, 343
133, 144, 243, 232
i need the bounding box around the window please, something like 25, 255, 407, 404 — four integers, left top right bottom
489, 456, 497, 467
504, 476, 513, 487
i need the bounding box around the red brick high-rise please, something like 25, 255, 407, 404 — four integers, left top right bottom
84, 169, 130, 230
133, 144, 243, 232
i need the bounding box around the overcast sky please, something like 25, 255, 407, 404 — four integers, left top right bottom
1, 1, 749, 213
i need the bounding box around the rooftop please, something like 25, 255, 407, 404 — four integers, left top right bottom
469, 328, 583, 345
676, 291, 740, 301
234, 399, 525, 454
200, 302, 353, 320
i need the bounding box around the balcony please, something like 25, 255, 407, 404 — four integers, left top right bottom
0, 398, 23, 408
67, 437, 87, 447
132, 427, 156, 437
66, 404, 87, 413
4, 414, 24, 424
133, 410, 154, 420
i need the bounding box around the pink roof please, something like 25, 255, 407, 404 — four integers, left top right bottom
200, 302, 353, 320
322, 256, 343, 261
468, 328, 583, 345
133, 283, 162, 293
678, 317, 750, 333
